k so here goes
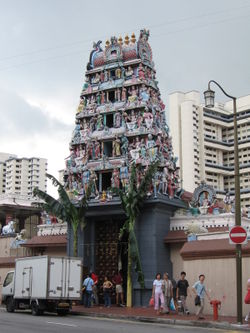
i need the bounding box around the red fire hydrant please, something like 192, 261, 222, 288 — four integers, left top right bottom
210, 300, 221, 321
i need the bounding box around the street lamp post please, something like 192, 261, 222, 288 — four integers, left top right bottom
204, 80, 242, 325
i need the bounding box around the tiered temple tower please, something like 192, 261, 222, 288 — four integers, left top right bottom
65, 29, 186, 306
64, 29, 180, 200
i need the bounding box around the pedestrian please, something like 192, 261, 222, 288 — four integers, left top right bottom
162, 272, 173, 314
82, 273, 94, 308
103, 276, 113, 308
244, 278, 250, 322
192, 274, 211, 320
91, 271, 99, 305
112, 270, 125, 307
152, 273, 164, 315
176, 271, 190, 315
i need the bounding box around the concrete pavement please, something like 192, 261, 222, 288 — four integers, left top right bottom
0, 308, 244, 333
71, 305, 250, 331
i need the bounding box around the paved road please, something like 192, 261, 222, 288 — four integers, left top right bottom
0, 308, 241, 333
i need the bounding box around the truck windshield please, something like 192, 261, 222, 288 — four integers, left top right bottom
3, 272, 14, 287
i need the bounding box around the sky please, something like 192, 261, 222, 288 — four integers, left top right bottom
0, 0, 250, 197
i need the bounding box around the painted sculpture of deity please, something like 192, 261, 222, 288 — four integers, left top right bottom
138, 63, 145, 81
143, 107, 153, 129
111, 168, 120, 189
128, 86, 138, 104
120, 162, 129, 188
94, 140, 101, 159
82, 169, 90, 195
125, 66, 133, 79
146, 134, 157, 162
121, 135, 129, 156
112, 136, 121, 157
114, 111, 121, 128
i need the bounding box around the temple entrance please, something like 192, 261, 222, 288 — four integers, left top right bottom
95, 219, 128, 304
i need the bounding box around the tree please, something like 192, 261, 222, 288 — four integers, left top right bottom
115, 162, 158, 307
33, 173, 91, 257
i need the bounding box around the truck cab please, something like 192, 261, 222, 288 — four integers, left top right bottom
2, 271, 15, 311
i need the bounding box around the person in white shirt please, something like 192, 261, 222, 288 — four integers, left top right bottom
152, 273, 164, 315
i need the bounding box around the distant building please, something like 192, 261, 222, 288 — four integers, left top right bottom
169, 91, 250, 209
0, 153, 47, 196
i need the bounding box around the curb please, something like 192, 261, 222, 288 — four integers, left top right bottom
71, 310, 250, 331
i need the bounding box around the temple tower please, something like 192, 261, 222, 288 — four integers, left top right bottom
65, 29, 186, 305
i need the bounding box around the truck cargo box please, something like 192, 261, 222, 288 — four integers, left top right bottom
14, 256, 82, 300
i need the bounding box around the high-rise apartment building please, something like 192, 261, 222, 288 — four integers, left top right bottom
169, 91, 250, 208
0, 153, 47, 196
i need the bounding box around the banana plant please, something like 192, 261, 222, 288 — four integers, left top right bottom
33, 173, 92, 257
114, 162, 158, 307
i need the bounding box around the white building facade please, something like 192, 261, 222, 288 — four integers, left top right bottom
0, 153, 47, 196
169, 91, 250, 209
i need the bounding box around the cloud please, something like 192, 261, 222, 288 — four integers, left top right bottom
0, 88, 72, 140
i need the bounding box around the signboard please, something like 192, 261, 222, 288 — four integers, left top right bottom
229, 226, 248, 245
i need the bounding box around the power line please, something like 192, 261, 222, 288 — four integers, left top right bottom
0, 9, 249, 72
0, 2, 250, 63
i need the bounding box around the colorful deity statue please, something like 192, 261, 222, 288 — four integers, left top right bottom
115, 67, 122, 79
146, 134, 157, 162
120, 162, 129, 188
121, 135, 129, 156
114, 111, 121, 128
138, 63, 145, 81
92, 73, 100, 84
96, 114, 104, 131
128, 86, 138, 104
139, 85, 149, 102
112, 136, 121, 157
111, 168, 120, 189
125, 66, 133, 79
140, 138, 147, 160
121, 87, 127, 102
94, 140, 101, 159
143, 107, 153, 129
101, 91, 105, 104
82, 169, 90, 195
115, 88, 121, 102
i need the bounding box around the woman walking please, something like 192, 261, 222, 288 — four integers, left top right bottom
152, 273, 164, 315
162, 272, 173, 314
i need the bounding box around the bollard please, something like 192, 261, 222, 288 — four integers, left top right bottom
210, 300, 221, 321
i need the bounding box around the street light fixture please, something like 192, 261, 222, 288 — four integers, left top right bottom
204, 80, 242, 325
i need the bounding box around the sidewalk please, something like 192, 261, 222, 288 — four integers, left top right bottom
71, 304, 250, 331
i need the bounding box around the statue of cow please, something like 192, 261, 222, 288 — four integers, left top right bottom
2, 220, 16, 235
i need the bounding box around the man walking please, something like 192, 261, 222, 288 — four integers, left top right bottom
176, 271, 190, 315
192, 274, 211, 319
83, 273, 94, 308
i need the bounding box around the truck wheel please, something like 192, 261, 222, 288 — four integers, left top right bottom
57, 309, 69, 316
6, 297, 15, 313
31, 303, 41, 316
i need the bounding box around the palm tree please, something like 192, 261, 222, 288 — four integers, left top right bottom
115, 162, 158, 307
33, 173, 92, 257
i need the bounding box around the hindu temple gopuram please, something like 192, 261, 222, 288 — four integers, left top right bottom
65, 29, 186, 305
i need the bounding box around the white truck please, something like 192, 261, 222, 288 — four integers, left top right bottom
1, 256, 82, 316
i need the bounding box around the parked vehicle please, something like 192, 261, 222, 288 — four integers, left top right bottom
2, 256, 82, 316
